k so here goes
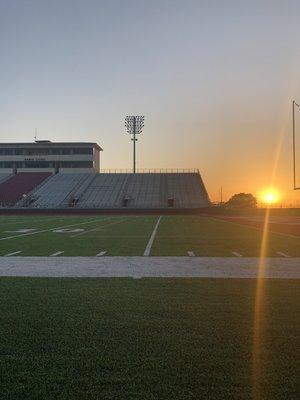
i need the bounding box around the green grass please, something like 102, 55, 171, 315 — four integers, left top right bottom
0, 216, 157, 256
0, 278, 298, 399
152, 216, 300, 256
0, 215, 299, 256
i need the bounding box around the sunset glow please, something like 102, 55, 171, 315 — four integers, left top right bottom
260, 190, 280, 205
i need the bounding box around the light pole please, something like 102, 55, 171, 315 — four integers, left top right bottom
125, 115, 145, 173
292, 100, 299, 190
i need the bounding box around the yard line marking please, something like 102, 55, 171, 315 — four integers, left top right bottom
277, 252, 290, 258
0, 218, 104, 242
187, 251, 195, 257
232, 251, 242, 257
0, 215, 74, 228
143, 216, 162, 256
50, 251, 64, 257
70, 218, 127, 237
96, 251, 107, 257
4, 251, 22, 256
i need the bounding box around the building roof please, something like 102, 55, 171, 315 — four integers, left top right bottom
0, 142, 103, 151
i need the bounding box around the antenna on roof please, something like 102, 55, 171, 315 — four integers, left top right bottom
34, 128, 38, 142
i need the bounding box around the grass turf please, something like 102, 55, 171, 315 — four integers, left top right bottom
0, 215, 299, 256
0, 277, 299, 399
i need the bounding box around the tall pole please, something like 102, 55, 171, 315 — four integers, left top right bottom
133, 117, 136, 173
125, 115, 145, 174
293, 100, 299, 190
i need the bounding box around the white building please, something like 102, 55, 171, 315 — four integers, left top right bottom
0, 141, 102, 173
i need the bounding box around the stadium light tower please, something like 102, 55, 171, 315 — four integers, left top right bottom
292, 100, 299, 190
125, 115, 145, 173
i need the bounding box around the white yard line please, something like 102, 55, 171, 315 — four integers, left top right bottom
187, 251, 195, 257
4, 251, 22, 256
232, 251, 242, 257
50, 251, 64, 257
0, 256, 299, 278
0, 216, 73, 228
70, 218, 127, 237
277, 252, 290, 258
96, 251, 107, 257
143, 216, 162, 256
0, 218, 102, 242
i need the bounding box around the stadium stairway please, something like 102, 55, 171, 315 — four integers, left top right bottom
0, 172, 52, 206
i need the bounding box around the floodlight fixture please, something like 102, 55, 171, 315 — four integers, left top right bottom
292, 100, 299, 190
125, 115, 145, 173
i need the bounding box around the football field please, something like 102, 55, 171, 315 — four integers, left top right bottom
0, 214, 299, 257
0, 214, 299, 400
0, 277, 299, 400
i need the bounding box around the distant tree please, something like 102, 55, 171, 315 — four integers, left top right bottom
226, 193, 257, 209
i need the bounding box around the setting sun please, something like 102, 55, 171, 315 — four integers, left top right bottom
260, 190, 280, 205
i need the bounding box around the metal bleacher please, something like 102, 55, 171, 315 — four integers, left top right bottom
0, 172, 51, 206
77, 173, 129, 208
0, 174, 11, 184
3, 170, 210, 209
31, 173, 95, 208
124, 173, 162, 208
75, 172, 210, 209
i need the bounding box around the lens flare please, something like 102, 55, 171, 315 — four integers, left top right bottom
260, 189, 280, 205
252, 208, 270, 400
252, 95, 291, 399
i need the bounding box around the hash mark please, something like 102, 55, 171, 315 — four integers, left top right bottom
50, 251, 64, 257
232, 251, 242, 257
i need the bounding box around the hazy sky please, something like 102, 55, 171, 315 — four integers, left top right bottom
1, 0, 300, 203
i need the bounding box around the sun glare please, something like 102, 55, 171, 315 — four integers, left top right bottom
260, 190, 280, 205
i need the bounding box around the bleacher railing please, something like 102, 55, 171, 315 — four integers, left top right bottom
99, 168, 199, 173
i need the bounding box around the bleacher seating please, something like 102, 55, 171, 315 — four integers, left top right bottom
0, 171, 210, 209
76, 172, 210, 208
31, 173, 95, 208
77, 173, 129, 208
0, 172, 51, 206
0, 174, 11, 184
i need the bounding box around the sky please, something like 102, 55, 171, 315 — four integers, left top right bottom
1, 0, 300, 204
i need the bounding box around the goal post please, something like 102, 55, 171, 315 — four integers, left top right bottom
292, 100, 300, 190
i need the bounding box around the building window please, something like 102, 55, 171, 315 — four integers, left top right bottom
62, 149, 71, 155
73, 148, 93, 155
4, 149, 13, 155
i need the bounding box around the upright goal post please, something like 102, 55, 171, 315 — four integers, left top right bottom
292, 100, 300, 190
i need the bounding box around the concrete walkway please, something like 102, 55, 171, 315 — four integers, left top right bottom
0, 257, 299, 278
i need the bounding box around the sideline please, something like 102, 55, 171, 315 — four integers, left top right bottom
0, 256, 299, 278
208, 215, 300, 239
